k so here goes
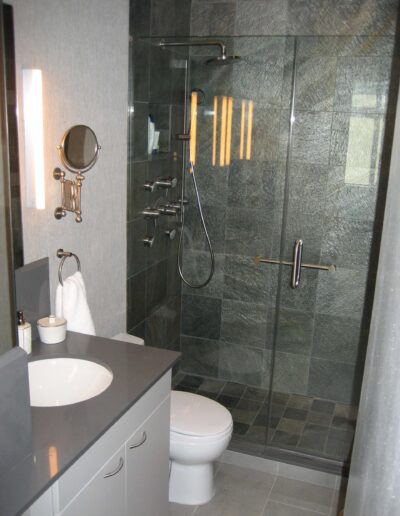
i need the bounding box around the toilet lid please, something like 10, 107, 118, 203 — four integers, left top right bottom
171, 391, 232, 437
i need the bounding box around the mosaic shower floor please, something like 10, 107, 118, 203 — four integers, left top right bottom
173, 373, 357, 463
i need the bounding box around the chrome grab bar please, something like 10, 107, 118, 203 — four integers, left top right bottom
253, 240, 336, 288
291, 239, 303, 289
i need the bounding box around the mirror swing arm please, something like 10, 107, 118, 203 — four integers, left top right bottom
53, 125, 100, 223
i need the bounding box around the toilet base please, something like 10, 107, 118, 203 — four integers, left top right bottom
169, 461, 215, 505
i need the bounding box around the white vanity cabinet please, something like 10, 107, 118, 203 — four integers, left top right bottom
24, 372, 171, 516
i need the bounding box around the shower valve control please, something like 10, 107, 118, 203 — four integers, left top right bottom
144, 176, 177, 192
158, 205, 178, 216
142, 208, 160, 219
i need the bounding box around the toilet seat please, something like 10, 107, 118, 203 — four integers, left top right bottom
171, 391, 232, 438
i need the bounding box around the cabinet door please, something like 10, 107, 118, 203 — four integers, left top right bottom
60, 445, 125, 516
126, 397, 170, 516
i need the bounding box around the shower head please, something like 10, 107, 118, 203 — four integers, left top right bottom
206, 54, 241, 65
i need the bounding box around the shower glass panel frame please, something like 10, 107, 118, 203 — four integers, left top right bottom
130, 33, 399, 474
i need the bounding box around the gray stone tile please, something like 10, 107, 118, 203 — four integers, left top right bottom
149, 46, 186, 105
130, 102, 149, 161
127, 218, 147, 277
312, 314, 363, 365
311, 399, 335, 414
221, 381, 246, 398
128, 161, 147, 221
287, 0, 397, 37
217, 393, 240, 409
277, 418, 305, 434
262, 500, 320, 516
331, 416, 356, 432
291, 111, 332, 165
297, 35, 396, 58
223, 254, 270, 304
228, 160, 277, 209
296, 56, 337, 111
334, 403, 358, 420
298, 423, 328, 454
129, 0, 150, 37
321, 218, 374, 269
233, 422, 250, 435
127, 271, 146, 329
132, 38, 150, 102
268, 307, 314, 356
186, 163, 229, 206
146, 259, 168, 315
182, 294, 222, 340
218, 343, 269, 386
315, 266, 368, 319
271, 430, 300, 447
150, 0, 191, 37
220, 299, 268, 349
272, 352, 310, 395
201, 378, 226, 394
334, 56, 392, 114
325, 436, 353, 461
269, 476, 334, 514
235, 0, 288, 36
246, 424, 268, 444
242, 386, 268, 402
196, 463, 275, 516
308, 358, 363, 404
225, 207, 274, 257
278, 267, 319, 313
283, 408, 308, 421
231, 408, 258, 426
179, 374, 203, 389
182, 251, 225, 299
287, 394, 313, 411
181, 336, 219, 378
307, 411, 332, 426
145, 297, 181, 348
183, 204, 226, 254
191, 2, 236, 36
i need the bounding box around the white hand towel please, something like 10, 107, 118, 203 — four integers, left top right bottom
55, 271, 96, 336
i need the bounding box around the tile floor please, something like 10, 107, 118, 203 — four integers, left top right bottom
169, 462, 345, 516
173, 374, 357, 462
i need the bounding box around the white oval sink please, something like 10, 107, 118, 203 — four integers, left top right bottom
28, 358, 113, 407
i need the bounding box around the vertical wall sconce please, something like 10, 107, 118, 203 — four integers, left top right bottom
22, 69, 45, 209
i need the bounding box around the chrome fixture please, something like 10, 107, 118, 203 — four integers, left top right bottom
142, 235, 154, 247
57, 249, 81, 286
158, 39, 240, 66
165, 229, 176, 240
254, 240, 336, 289
144, 176, 177, 192
54, 125, 100, 223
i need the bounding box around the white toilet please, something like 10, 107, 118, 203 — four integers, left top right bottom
112, 333, 233, 506
169, 390, 232, 505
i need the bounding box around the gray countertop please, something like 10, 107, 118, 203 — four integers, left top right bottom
0, 332, 180, 516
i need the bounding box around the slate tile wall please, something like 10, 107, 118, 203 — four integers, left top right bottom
127, 0, 191, 352
180, 1, 399, 405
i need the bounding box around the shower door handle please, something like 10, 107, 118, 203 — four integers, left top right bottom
291, 239, 303, 289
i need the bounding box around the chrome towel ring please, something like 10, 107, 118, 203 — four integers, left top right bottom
57, 249, 81, 286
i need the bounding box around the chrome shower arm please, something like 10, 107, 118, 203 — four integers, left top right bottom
158, 40, 226, 58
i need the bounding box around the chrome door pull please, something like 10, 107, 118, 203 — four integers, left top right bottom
104, 457, 124, 478
291, 239, 303, 289
129, 431, 147, 449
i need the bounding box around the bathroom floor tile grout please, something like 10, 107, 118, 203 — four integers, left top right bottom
258, 474, 278, 516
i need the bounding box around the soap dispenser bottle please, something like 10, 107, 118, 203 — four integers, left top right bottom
17, 310, 32, 354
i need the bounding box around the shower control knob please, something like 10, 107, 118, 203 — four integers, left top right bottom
142, 235, 154, 247
165, 229, 176, 240
144, 180, 156, 192
156, 176, 178, 189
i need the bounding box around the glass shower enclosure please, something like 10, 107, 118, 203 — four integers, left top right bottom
128, 32, 399, 472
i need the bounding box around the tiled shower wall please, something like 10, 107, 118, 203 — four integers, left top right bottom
127, 0, 191, 350
180, 0, 400, 404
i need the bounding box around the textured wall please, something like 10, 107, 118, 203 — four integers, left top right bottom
127, 0, 191, 351
344, 82, 400, 516
10, 0, 129, 337
180, 0, 399, 406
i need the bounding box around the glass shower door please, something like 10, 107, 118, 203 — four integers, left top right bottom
267, 34, 397, 464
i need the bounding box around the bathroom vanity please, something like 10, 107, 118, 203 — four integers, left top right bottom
0, 333, 180, 516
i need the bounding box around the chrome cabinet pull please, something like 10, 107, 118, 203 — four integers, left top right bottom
291, 239, 303, 289
104, 457, 124, 478
129, 431, 147, 450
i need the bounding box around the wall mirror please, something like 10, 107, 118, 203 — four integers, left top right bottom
58, 125, 100, 174
54, 125, 100, 222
